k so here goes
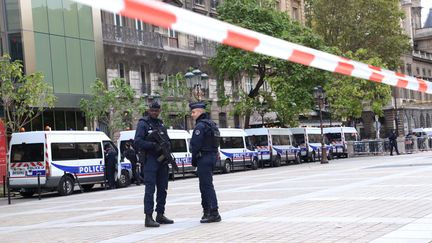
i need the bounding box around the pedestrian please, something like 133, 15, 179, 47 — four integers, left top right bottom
189, 101, 221, 223
388, 129, 400, 156
134, 101, 174, 227
104, 143, 117, 189
123, 140, 141, 185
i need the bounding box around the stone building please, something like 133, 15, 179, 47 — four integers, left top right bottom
359, 0, 432, 138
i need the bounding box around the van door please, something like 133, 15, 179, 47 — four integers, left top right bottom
75, 142, 105, 182
9, 143, 46, 185
171, 138, 192, 173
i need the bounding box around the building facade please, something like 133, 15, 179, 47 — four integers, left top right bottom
358, 0, 432, 139
0, 0, 104, 131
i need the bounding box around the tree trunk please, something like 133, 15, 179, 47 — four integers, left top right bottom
243, 65, 267, 128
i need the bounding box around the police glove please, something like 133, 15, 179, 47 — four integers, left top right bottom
152, 142, 162, 153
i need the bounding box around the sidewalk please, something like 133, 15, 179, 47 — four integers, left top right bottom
1, 153, 432, 242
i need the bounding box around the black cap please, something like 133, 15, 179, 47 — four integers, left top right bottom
149, 101, 161, 109
189, 101, 206, 110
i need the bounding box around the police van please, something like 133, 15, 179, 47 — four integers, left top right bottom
245, 128, 301, 166
8, 131, 130, 197
117, 129, 194, 175
324, 127, 359, 158
218, 128, 258, 173
289, 127, 332, 162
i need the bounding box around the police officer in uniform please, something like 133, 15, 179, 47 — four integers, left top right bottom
190, 101, 221, 223
134, 101, 174, 227
104, 143, 117, 189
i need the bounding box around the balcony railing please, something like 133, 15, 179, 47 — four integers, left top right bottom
413, 50, 432, 61
103, 24, 217, 57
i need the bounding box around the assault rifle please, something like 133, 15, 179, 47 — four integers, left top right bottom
147, 128, 179, 172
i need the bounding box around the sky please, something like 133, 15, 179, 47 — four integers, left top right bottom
422, 0, 432, 27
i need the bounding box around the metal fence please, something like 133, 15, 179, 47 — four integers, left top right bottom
351, 137, 432, 156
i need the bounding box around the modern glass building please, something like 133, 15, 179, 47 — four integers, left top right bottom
0, 0, 104, 131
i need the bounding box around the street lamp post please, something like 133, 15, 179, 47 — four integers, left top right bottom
313, 86, 328, 164
258, 95, 266, 127
184, 68, 208, 101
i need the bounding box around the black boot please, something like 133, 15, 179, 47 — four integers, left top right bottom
201, 209, 210, 220
156, 213, 174, 224
200, 209, 221, 223
145, 213, 160, 227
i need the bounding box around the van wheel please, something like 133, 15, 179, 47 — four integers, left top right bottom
117, 170, 130, 188
251, 157, 258, 170
273, 155, 281, 167
82, 184, 94, 191
222, 159, 232, 173
19, 189, 35, 198
58, 175, 74, 196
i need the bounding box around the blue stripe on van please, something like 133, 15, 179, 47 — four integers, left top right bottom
52, 163, 104, 174
220, 150, 257, 158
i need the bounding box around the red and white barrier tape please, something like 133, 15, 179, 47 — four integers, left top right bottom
74, 0, 432, 94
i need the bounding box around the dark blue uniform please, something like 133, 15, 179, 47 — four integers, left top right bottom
134, 116, 169, 215
104, 148, 117, 189
191, 113, 219, 216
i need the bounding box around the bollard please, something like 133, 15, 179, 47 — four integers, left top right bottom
2, 175, 5, 198
37, 173, 41, 200
285, 150, 288, 164
7, 176, 11, 205
260, 151, 263, 169
182, 160, 185, 178
243, 155, 246, 171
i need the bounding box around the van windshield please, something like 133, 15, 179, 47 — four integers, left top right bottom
171, 139, 187, 152
344, 133, 358, 141
326, 133, 342, 143
247, 135, 268, 147
11, 143, 44, 162
292, 134, 305, 145
220, 137, 244, 149
272, 135, 291, 145
308, 134, 323, 143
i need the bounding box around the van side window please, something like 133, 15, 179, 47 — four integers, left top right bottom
171, 139, 187, 152
52, 142, 103, 161
220, 137, 244, 149
11, 143, 44, 162
77, 143, 102, 159
52, 143, 76, 161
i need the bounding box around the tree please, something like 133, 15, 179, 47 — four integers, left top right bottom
80, 79, 144, 138
324, 49, 392, 124
0, 55, 56, 133
156, 73, 191, 129
306, 0, 410, 69
210, 0, 331, 127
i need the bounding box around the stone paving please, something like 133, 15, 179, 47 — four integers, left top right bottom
1, 153, 432, 242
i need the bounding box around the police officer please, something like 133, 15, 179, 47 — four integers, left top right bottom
134, 101, 174, 227
190, 101, 221, 223
123, 141, 141, 185
104, 143, 117, 189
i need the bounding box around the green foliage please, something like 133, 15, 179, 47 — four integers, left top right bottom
307, 0, 410, 69
156, 73, 190, 129
0, 55, 56, 133
80, 78, 140, 138
324, 49, 392, 122
211, 0, 331, 127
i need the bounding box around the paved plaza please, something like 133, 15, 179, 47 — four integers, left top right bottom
1, 153, 432, 242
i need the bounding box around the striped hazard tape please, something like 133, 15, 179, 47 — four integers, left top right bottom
73, 0, 432, 94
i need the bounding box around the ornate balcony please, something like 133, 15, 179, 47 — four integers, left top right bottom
102, 24, 217, 58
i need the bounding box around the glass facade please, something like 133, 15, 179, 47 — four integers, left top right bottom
24, 110, 85, 131
31, 0, 96, 95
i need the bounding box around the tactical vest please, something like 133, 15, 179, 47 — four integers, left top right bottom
199, 119, 220, 149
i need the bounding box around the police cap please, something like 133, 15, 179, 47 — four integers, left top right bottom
189, 101, 206, 110
149, 101, 161, 109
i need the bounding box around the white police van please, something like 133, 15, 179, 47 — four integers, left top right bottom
245, 128, 300, 166
289, 127, 332, 162
324, 127, 359, 158
118, 129, 194, 176
218, 128, 258, 173
8, 131, 130, 197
